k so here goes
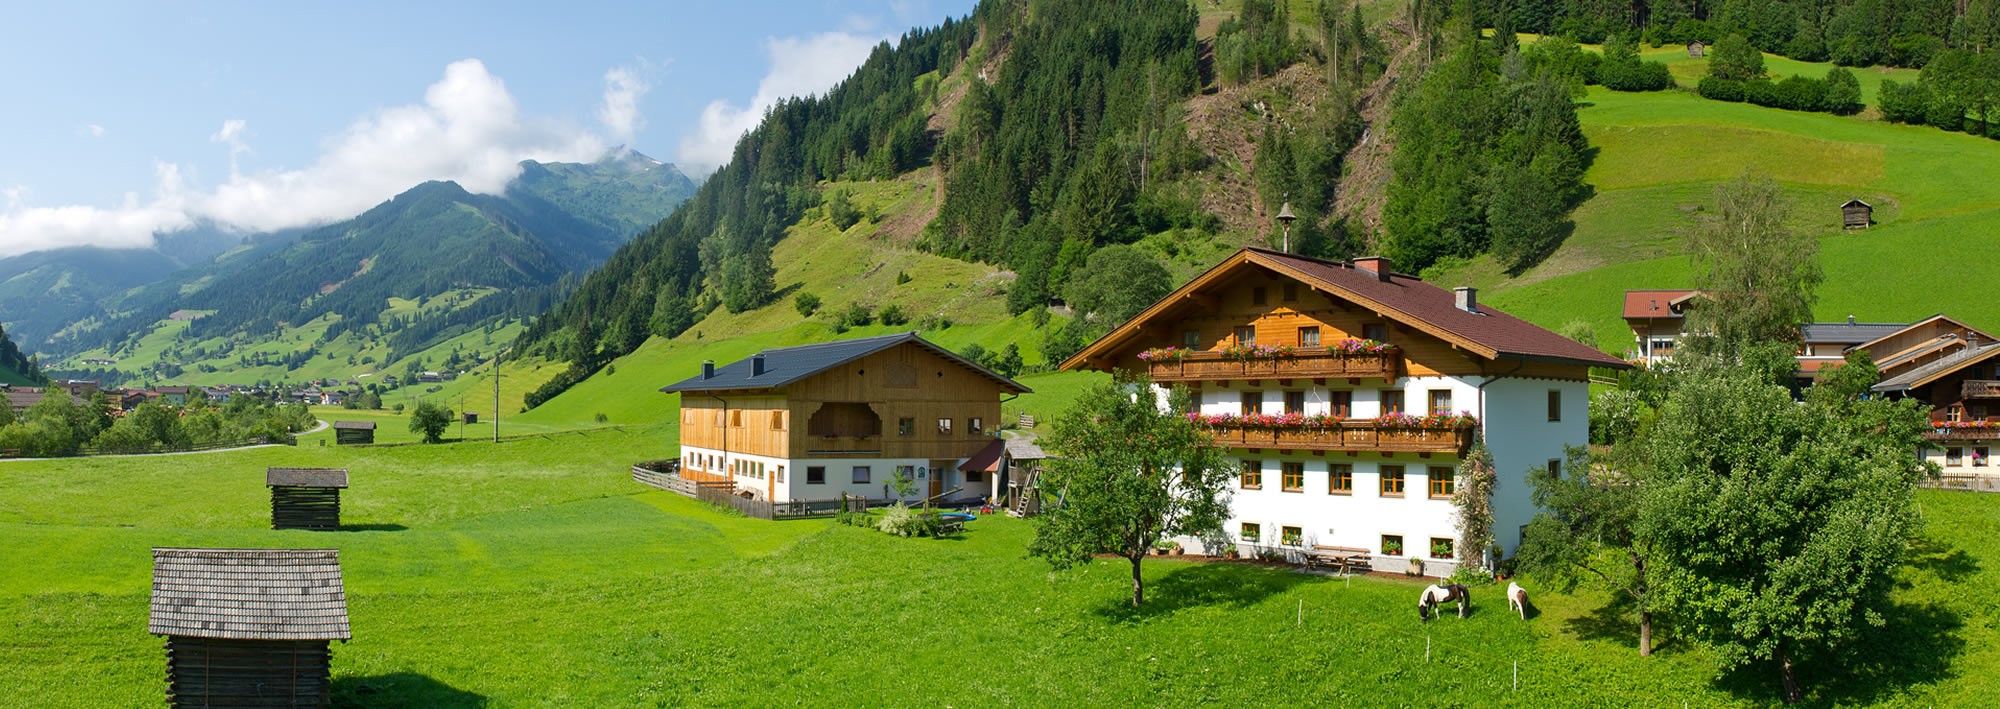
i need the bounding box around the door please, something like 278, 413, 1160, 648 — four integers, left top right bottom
929, 460, 953, 499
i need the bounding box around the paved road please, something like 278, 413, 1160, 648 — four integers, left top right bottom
0, 419, 330, 462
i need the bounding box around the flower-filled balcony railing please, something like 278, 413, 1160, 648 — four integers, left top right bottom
1926, 419, 2000, 441
1187, 411, 1476, 455
1140, 340, 1401, 383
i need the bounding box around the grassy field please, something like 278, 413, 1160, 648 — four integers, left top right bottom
0, 427, 1993, 706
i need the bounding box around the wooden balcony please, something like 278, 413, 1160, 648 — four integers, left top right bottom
1202, 420, 1474, 455
1963, 380, 2000, 399
1147, 347, 1401, 383
1926, 425, 2000, 442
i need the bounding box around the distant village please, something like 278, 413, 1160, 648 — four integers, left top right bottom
1, 369, 463, 416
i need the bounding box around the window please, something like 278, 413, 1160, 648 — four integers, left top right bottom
1183, 330, 1201, 348
1329, 390, 1352, 417
938, 418, 953, 435
1381, 390, 1404, 415
1241, 522, 1262, 543
898, 417, 915, 436
1380, 465, 1405, 497
1549, 458, 1563, 478
1548, 390, 1562, 422
1428, 389, 1454, 415
970, 418, 984, 435
852, 466, 871, 484
1241, 391, 1264, 415
1381, 534, 1404, 556
1235, 325, 1257, 345
1430, 537, 1455, 560
1298, 326, 1320, 347
1976, 447, 1990, 468
777, 465, 786, 483
1363, 323, 1388, 342
1329, 464, 1353, 494
772, 411, 786, 430
731, 410, 743, 427
897, 465, 916, 483
1241, 460, 1263, 489
967, 470, 984, 482
1253, 287, 1268, 305
1281, 525, 1303, 546
1282, 283, 1299, 302
1284, 391, 1306, 414
1650, 338, 1675, 353
1281, 462, 1305, 492
1948, 448, 1964, 466
1429, 466, 1456, 498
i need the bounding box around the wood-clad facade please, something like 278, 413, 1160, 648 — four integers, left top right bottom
663, 333, 1027, 505
1063, 247, 1625, 576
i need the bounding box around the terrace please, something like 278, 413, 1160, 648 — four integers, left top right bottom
1144, 345, 1400, 383
1196, 416, 1475, 455
1963, 380, 2000, 399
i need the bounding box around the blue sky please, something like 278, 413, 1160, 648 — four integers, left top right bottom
0, 0, 976, 257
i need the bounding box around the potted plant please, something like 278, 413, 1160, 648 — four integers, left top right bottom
1383, 539, 1404, 557
1223, 545, 1239, 560
1431, 540, 1455, 560
1407, 556, 1425, 577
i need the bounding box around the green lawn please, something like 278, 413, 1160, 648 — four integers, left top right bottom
2, 427, 1994, 706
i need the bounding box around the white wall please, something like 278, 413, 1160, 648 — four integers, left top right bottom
1189, 454, 1466, 566
1925, 441, 1998, 472
1479, 378, 1590, 555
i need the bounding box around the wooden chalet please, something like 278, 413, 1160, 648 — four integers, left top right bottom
659, 332, 1030, 506
331, 421, 375, 445
1842, 199, 1872, 229
1062, 247, 1627, 574
1874, 334, 2000, 472
148, 548, 351, 708
268, 468, 348, 531
1622, 289, 1701, 364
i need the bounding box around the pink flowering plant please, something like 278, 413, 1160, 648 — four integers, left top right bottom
1377, 411, 1480, 429
1137, 346, 1192, 362
1220, 343, 1298, 361
1935, 420, 2000, 430
1328, 338, 1393, 355
1186, 412, 1346, 429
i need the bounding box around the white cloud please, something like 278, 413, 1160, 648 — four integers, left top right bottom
0, 59, 623, 259
677, 31, 885, 175
79, 123, 105, 138
598, 66, 648, 146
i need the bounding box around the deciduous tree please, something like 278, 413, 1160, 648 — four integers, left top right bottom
1683, 174, 1822, 356
409, 400, 453, 444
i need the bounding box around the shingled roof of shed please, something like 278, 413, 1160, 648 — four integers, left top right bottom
148, 548, 351, 641
266, 467, 349, 489
331, 421, 376, 430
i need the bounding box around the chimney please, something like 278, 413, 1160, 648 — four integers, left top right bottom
1847, 315, 1855, 325
1454, 286, 1479, 313
1352, 256, 1393, 282
751, 354, 767, 377
701, 360, 716, 380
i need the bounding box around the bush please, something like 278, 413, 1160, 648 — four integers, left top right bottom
1879, 80, 1931, 124
1597, 60, 1673, 92
1698, 77, 1746, 102
878, 304, 909, 326
1926, 96, 1967, 132
794, 292, 821, 317
874, 504, 944, 538
1823, 68, 1863, 116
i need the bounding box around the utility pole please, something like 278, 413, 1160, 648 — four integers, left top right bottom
492, 349, 501, 443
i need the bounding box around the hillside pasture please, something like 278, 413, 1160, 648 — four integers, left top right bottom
1, 426, 1995, 706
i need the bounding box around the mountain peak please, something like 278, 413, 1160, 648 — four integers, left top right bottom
598, 145, 665, 172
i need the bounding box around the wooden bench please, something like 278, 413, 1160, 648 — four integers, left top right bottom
1305, 545, 1372, 575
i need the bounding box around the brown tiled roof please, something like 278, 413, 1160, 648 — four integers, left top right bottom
148, 548, 351, 641
1622, 289, 1699, 320
266, 468, 349, 489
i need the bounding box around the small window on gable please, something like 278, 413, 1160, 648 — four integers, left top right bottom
938, 418, 953, 436
1363, 323, 1388, 342
1547, 390, 1562, 422
970, 418, 984, 435
772, 411, 785, 430
898, 417, 915, 436
1282, 283, 1298, 301
1252, 287, 1268, 305
1298, 326, 1320, 347
731, 410, 742, 427
1235, 325, 1256, 345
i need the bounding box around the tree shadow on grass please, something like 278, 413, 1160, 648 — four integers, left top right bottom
1561, 591, 1676, 655
333, 672, 487, 708
339, 523, 408, 532
1907, 534, 1980, 582
1094, 561, 1310, 623
1711, 601, 1965, 706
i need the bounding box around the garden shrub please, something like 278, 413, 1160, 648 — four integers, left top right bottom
1697, 77, 1746, 102
1597, 59, 1673, 92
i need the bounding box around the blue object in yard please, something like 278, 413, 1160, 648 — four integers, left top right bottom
939, 513, 975, 524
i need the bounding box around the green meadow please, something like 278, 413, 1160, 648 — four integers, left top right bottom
0, 425, 1993, 706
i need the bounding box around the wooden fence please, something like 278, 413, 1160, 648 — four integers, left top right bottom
1922, 474, 2000, 492
630, 461, 852, 519
631, 462, 695, 496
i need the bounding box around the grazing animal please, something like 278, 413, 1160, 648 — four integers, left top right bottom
1418, 583, 1471, 622
1507, 581, 1528, 620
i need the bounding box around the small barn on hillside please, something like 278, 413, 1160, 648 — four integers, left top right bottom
462, 411, 479, 425
267, 468, 348, 531
1843, 199, 1873, 229
332, 420, 375, 445
1687, 40, 1705, 57
149, 548, 351, 708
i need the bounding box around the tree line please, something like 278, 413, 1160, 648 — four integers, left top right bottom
1488, 0, 2000, 70
1, 393, 313, 457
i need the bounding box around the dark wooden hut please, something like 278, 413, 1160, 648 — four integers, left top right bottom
461, 411, 479, 425
267, 468, 348, 530
331, 420, 375, 445
1842, 199, 1873, 229
1687, 40, 1705, 57
148, 548, 351, 708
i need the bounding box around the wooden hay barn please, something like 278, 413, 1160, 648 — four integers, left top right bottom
461, 411, 479, 425
149, 548, 351, 708
1687, 40, 1704, 57
1843, 199, 1873, 229
331, 420, 375, 445
267, 467, 348, 531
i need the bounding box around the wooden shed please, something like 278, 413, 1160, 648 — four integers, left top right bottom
1687, 40, 1705, 57
148, 548, 351, 708
461, 411, 479, 425
1842, 199, 1873, 229
331, 420, 375, 445
267, 467, 347, 531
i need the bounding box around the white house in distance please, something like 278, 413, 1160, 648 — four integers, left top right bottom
1063, 247, 1628, 576
658, 332, 1030, 505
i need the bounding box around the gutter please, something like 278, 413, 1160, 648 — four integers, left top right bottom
709, 393, 730, 477
1476, 357, 1531, 440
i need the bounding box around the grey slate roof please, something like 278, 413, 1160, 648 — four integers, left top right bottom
1003, 436, 1047, 461
266, 468, 349, 489
148, 548, 351, 641
658, 331, 1031, 394
1801, 321, 1909, 345
331, 420, 376, 430
1875, 341, 2000, 393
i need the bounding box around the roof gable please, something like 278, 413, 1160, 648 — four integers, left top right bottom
1852, 314, 1997, 355
1622, 289, 1700, 320
1874, 341, 2000, 392
659, 332, 1031, 394
1063, 248, 1628, 371
149, 548, 351, 641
